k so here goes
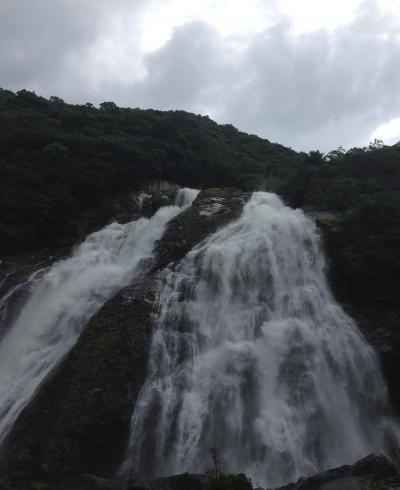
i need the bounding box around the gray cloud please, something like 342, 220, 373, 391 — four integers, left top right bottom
1, 0, 400, 151
114, 21, 233, 113
0, 0, 145, 100
1, 1, 95, 86
120, 2, 400, 150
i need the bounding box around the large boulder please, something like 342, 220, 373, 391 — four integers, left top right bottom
2, 455, 397, 490
269, 454, 399, 490
154, 187, 248, 270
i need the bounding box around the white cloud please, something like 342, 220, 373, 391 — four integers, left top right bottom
114, 2, 400, 151
276, 0, 361, 32
140, 0, 273, 52
372, 117, 400, 144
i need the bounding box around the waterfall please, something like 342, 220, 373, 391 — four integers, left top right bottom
0, 268, 46, 336
120, 192, 400, 488
0, 188, 199, 446
135, 192, 151, 211
174, 187, 201, 208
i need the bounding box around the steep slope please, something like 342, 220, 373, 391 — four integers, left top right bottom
1, 88, 400, 489
0, 188, 246, 481
0, 88, 299, 256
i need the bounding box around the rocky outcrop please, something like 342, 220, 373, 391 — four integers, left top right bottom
0, 472, 207, 490
154, 188, 248, 270
112, 181, 181, 222
0, 180, 178, 337
101, 180, 180, 227
1, 454, 397, 490
317, 217, 400, 417
344, 307, 400, 417
5, 187, 396, 490
0, 187, 247, 483
1, 279, 158, 479
269, 454, 399, 490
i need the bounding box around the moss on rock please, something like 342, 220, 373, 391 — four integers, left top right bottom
154, 187, 248, 270
1, 187, 248, 483
1, 280, 157, 480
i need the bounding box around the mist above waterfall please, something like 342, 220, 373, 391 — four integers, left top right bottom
120, 192, 400, 488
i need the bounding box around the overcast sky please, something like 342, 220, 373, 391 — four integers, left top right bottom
1, 0, 400, 151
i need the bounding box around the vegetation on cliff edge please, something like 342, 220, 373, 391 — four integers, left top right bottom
1, 87, 400, 397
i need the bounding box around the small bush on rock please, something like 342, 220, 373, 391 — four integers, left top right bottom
206, 472, 253, 490
206, 445, 253, 490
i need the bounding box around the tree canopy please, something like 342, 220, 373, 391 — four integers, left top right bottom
1, 87, 400, 320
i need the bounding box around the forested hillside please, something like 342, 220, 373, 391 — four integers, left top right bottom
0, 88, 299, 255
1, 88, 400, 489
1, 88, 400, 347
286, 144, 400, 318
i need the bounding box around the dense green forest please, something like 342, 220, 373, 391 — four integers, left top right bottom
0, 88, 300, 255
281, 142, 400, 310
1, 87, 400, 330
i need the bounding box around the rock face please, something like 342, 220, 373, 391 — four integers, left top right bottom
2, 188, 399, 490
269, 454, 399, 490
0, 454, 397, 490
0, 472, 207, 490
0, 179, 178, 339
117, 180, 180, 221
154, 187, 248, 270
317, 217, 400, 417
1, 279, 157, 479
0, 251, 64, 339
0, 187, 247, 484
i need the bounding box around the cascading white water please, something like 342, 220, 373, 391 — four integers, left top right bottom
174, 188, 201, 208
0, 188, 199, 446
135, 192, 151, 211
120, 192, 400, 488
0, 269, 44, 331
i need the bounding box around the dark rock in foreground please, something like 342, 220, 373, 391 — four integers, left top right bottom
1, 454, 397, 490
269, 454, 399, 490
